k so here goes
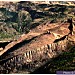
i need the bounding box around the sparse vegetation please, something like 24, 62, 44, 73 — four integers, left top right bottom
0, 1, 75, 74
0, 1, 75, 40
31, 44, 75, 74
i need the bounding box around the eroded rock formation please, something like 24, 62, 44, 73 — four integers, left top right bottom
0, 22, 70, 56
0, 19, 75, 74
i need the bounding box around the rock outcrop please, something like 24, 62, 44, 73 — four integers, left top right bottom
0, 1, 75, 74
0, 22, 70, 56
0, 20, 73, 74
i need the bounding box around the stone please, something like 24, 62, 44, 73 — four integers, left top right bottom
41, 46, 44, 50
37, 48, 40, 52
0, 47, 3, 51
24, 53, 27, 58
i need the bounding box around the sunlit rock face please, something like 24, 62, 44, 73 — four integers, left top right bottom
0, 1, 75, 74
0, 21, 70, 56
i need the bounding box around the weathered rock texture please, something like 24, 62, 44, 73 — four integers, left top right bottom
0, 1, 75, 74
0, 22, 70, 56
0, 20, 74, 74
0, 1, 75, 42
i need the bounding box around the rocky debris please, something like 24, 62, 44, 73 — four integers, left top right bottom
32, 1, 75, 6
50, 23, 70, 39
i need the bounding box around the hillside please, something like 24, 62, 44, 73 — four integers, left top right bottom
0, 1, 75, 42
0, 1, 75, 74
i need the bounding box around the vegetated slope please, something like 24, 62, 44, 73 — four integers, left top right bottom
31, 45, 75, 74
0, 1, 75, 41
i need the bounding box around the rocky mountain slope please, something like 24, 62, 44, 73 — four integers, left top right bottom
0, 1, 75, 42
0, 1, 75, 74
0, 18, 75, 74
